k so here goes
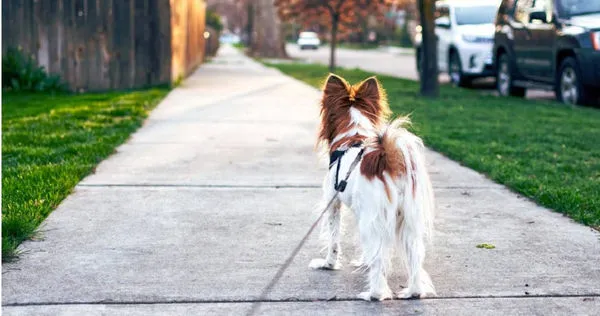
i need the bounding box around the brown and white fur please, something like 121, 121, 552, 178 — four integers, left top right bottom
309, 74, 435, 301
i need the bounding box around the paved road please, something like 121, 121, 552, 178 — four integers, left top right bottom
288, 44, 422, 80
3, 45, 598, 315
287, 44, 556, 101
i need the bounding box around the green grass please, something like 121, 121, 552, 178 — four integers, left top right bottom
2, 88, 169, 260
337, 42, 380, 50
265, 62, 600, 228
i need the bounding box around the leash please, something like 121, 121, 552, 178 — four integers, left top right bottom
246, 148, 364, 316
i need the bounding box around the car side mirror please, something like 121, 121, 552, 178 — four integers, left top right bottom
529, 11, 548, 23
435, 17, 451, 29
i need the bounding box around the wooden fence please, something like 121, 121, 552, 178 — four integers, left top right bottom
1, 0, 206, 92
171, 0, 205, 82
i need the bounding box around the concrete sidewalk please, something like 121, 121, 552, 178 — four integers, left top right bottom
3, 45, 599, 315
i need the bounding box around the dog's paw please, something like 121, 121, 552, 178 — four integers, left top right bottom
309, 258, 340, 270
397, 288, 421, 299
357, 289, 392, 302
397, 287, 435, 299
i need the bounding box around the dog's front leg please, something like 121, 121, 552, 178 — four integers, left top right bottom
309, 199, 342, 270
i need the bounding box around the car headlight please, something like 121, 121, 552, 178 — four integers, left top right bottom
591, 32, 600, 50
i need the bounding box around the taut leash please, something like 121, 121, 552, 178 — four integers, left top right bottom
246, 148, 364, 315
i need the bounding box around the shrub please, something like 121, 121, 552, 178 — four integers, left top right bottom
206, 9, 223, 33
2, 48, 67, 92
205, 26, 221, 58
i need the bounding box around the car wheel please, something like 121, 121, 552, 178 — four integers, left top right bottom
556, 57, 591, 106
449, 52, 470, 87
496, 53, 526, 97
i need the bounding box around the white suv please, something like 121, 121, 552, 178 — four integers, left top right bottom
415, 0, 500, 86
297, 31, 321, 50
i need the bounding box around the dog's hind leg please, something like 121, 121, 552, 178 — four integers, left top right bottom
397, 216, 435, 299
309, 199, 342, 270
356, 211, 393, 301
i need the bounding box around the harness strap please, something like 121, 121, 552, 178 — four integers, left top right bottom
329, 142, 362, 168
334, 152, 343, 190
335, 147, 365, 192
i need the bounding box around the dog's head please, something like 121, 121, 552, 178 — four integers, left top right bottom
318, 74, 390, 147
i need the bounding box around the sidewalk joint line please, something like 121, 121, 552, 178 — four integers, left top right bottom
5, 294, 599, 307
77, 184, 497, 190
77, 184, 321, 189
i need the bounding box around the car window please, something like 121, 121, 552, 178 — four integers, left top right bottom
514, 0, 552, 23
533, 0, 552, 12
515, 0, 534, 23
557, 0, 600, 17
454, 6, 498, 25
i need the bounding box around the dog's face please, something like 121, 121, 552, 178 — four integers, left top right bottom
318, 74, 391, 147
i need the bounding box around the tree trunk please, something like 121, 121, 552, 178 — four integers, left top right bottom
246, 2, 254, 46
417, 0, 438, 97
329, 14, 339, 72
249, 0, 288, 58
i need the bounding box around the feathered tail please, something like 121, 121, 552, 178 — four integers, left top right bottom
374, 117, 436, 295
372, 117, 434, 239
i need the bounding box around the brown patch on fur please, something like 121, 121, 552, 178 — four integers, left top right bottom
360, 132, 406, 181
318, 74, 391, 149
360, 131, 407, 200
318, 74, 352, 146
351, 77, 391, 126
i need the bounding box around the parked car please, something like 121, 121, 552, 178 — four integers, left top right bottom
494, 0, 600, 105
297, 31, 321, 50
415, 0, 500, 86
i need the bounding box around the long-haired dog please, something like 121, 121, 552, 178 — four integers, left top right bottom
309, 74, 435, 301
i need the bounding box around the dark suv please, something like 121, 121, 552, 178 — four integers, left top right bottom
494, 0, 600, 105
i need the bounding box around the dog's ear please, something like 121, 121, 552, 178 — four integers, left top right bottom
355, 77, 380, 101
323, 74, 350, 95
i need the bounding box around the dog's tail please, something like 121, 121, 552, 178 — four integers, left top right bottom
390, 118, 434, 242
362, 116, 434, 238
359, 117, 435, 294
378, 117, 435, 294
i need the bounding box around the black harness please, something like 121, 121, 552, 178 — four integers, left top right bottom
329, 143, 364, 192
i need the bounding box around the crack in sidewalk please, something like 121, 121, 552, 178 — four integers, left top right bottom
5, 294, 599, 307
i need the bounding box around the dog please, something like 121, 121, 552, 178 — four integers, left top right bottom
309, 74, 436, 301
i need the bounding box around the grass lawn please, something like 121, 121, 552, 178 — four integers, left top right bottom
337, 43, 380, 50
265, 62, 600, 229
2, 88, 169, 260
232, 42, 246, 49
